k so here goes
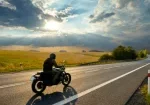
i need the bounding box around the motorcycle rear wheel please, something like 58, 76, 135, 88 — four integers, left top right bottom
32, 79, 46, 94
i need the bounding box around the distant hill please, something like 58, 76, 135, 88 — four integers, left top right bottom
59, 50, 67, 52
29, 50, 40, 52
89, 50, 104, 52
0, 45, 91, 52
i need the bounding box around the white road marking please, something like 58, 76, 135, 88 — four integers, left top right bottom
85, 69, 100, 73
0, 81, 30, 89
0, 62, 143, 89
0, 64, 127, 89
70, 65, 125, 73
85, 64, 132, 73
53, 63, 150, 105
0, 62, 137, 77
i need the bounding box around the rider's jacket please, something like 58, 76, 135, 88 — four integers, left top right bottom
43, 58, 53, 72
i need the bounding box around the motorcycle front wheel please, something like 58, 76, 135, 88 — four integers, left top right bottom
32, 79, 46, 94
62, 73, 71, 86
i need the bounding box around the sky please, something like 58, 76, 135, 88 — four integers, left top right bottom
0, 0, 150, 50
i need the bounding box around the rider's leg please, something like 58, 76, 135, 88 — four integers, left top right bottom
52, 70, 60, 84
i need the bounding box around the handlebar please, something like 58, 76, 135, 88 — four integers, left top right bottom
61, 65, 65, 70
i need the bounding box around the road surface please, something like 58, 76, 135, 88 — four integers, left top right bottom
0, 56, 150, 105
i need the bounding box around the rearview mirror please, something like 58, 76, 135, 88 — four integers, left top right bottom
62, 60, 66, 66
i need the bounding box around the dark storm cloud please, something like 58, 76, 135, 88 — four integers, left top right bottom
122, 34, 150, 50
0, 32, 149, 50
89, 15, 94, 18
57, 7, 87, 19
90, 12, 115, 23
0, 0, 72, 29
0, 0, 43, 28
0, 34, 118, 51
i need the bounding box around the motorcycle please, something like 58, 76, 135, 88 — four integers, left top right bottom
30, 60, 71, 94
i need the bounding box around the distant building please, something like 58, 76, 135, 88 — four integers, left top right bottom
59, 50, 67, 52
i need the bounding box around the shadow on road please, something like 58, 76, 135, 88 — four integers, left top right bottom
26, 86, 78, 105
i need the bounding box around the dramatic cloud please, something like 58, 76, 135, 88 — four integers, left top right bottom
0, 0, 44, 28
122, 34, 150, 50
0, 0, 150, 50
0, 0, 16, 10
0, 33, 117, 50
90, 12, 115, 23
88, 0, 150, 49
0, 0, 78, 29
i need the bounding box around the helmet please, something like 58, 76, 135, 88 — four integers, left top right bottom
50, 53, 56, 59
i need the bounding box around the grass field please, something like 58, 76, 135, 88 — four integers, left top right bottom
0, 50, 109, 73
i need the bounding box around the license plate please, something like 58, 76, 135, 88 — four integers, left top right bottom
30, 76, 35, 81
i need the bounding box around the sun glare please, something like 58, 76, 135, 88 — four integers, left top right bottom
44, 20, 60, 30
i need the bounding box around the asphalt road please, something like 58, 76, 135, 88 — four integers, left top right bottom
0, 56, 150, 105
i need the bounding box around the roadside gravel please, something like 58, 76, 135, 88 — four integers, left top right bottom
126, 77, 147, 105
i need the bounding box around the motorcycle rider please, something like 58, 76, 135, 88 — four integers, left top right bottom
43, 53, 63, 84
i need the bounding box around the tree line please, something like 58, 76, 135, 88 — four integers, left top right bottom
99, 45, 148, 61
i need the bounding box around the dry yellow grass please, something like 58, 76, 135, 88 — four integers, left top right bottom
0, 50, 108, 73
75, 52, 111, 57
0, 45, 90, 52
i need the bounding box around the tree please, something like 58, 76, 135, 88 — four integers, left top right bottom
112, 45, 125, 60
99, 54, 114, 61
112, 45, 137, 60
125, 46, 137, 60
138, 49, 148, 58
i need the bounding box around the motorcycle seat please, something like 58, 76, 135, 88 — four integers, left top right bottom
40, 72, 53, 80
37, 72, 42, 75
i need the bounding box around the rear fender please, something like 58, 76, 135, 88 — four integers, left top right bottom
30, 75, 40, 82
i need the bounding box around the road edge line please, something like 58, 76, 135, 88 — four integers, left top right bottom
53, 63, 150, 105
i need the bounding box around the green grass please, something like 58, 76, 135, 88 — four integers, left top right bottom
141, 84, 150, 105
0, 50, 110, 73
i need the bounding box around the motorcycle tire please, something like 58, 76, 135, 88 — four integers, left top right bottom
62, 73, 71, 86
32, 79, 46, 94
